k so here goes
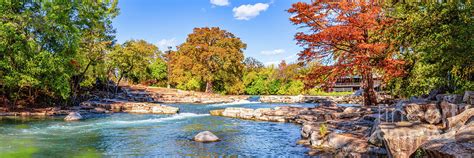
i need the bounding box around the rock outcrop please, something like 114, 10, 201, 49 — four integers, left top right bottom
80, 100, 179, 114
420, 123, 474, 158
209, 91, 473, 157
378, 122, 442, 158
446, 108, 474, 131
326, 133, 369, 153
259, 94, 393, 104
193, 131, 220, 142
120, 85, 247, 104
463, 91, 474, 104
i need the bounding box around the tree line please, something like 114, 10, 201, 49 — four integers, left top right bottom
1, 1, 472, 108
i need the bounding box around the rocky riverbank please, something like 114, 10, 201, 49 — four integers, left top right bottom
117, 85, 248, 104
259, 94, 393, 104
0, 85, 244, 118
0, 99, 180, 119
210, 91, 474, 157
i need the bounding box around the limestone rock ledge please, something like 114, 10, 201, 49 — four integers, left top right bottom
80, 100, 179, 114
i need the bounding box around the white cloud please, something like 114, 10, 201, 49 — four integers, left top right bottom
157, 38, 177, 50
261, 49, 285, 55
210, 0, 229, 6
233, 3, 269, 20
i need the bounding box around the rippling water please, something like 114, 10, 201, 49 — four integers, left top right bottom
0, 102, 318, 157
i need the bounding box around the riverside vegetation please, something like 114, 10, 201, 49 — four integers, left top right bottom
0, 1, 473, 157
1, 1, 472, 108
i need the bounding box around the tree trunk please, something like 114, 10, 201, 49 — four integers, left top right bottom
362, 71, 377, 106
205, 81, 213, 93
114, 75, 123, 97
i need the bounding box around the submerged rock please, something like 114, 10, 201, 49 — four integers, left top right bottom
193, 131, 220, 142
64, 112, 83, 121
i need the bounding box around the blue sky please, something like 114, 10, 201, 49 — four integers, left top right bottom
113, 0, 306, 65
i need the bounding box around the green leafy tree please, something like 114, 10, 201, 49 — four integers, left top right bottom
71, 1, 119, 103
0, 1, 118, 107
385, 2, 474, 97
169, 27, 246, 94
108, 40, 158, 94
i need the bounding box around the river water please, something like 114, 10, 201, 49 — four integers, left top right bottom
0, 102, 320, 157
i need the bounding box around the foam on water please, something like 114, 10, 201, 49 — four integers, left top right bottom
209, 100, 261, 107
109, 113, 210, 124
20, 113, 210, 134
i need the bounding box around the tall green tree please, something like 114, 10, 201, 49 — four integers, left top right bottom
107, 40, 159, 94
385, 2, 474, 97
0, 1, 118, 107
169, 27, 246, 94
71, 1, 119, 103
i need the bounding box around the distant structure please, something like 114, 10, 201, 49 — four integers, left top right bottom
329, 76, 381, 92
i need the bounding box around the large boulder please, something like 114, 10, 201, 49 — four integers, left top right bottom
221, 107, 248, 118
193, 131, 220, 142
440, 101, 460, 119
64, 112, 83, 121
455, 123, 474, 142
443, 94, 463, 104
420, 123, 474, 158
368, 119, 383, 147
404, 103, 426, 122
310, 130, 326, 147
446, 108, 474, 131
301, 123, 320, 138
209, 109, 224, 116
463, 91, 474, 104
326, 133, 369, 153
151, 105, 179, 114
404, 102, 441, 124
379, 122, 441, 158
424, 104, 442, 124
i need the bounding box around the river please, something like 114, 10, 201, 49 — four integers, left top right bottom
0, 102, 319, 157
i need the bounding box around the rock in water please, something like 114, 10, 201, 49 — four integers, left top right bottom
64, 112, 83, 121
209, 109, 224, 116
193, 131, 220, 142
151, 105, 179, 114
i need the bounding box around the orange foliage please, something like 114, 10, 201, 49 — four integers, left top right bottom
289, 1, 404, 84
288, 0, 405, 105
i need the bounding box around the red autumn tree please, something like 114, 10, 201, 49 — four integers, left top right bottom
288, 1, 404, 106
